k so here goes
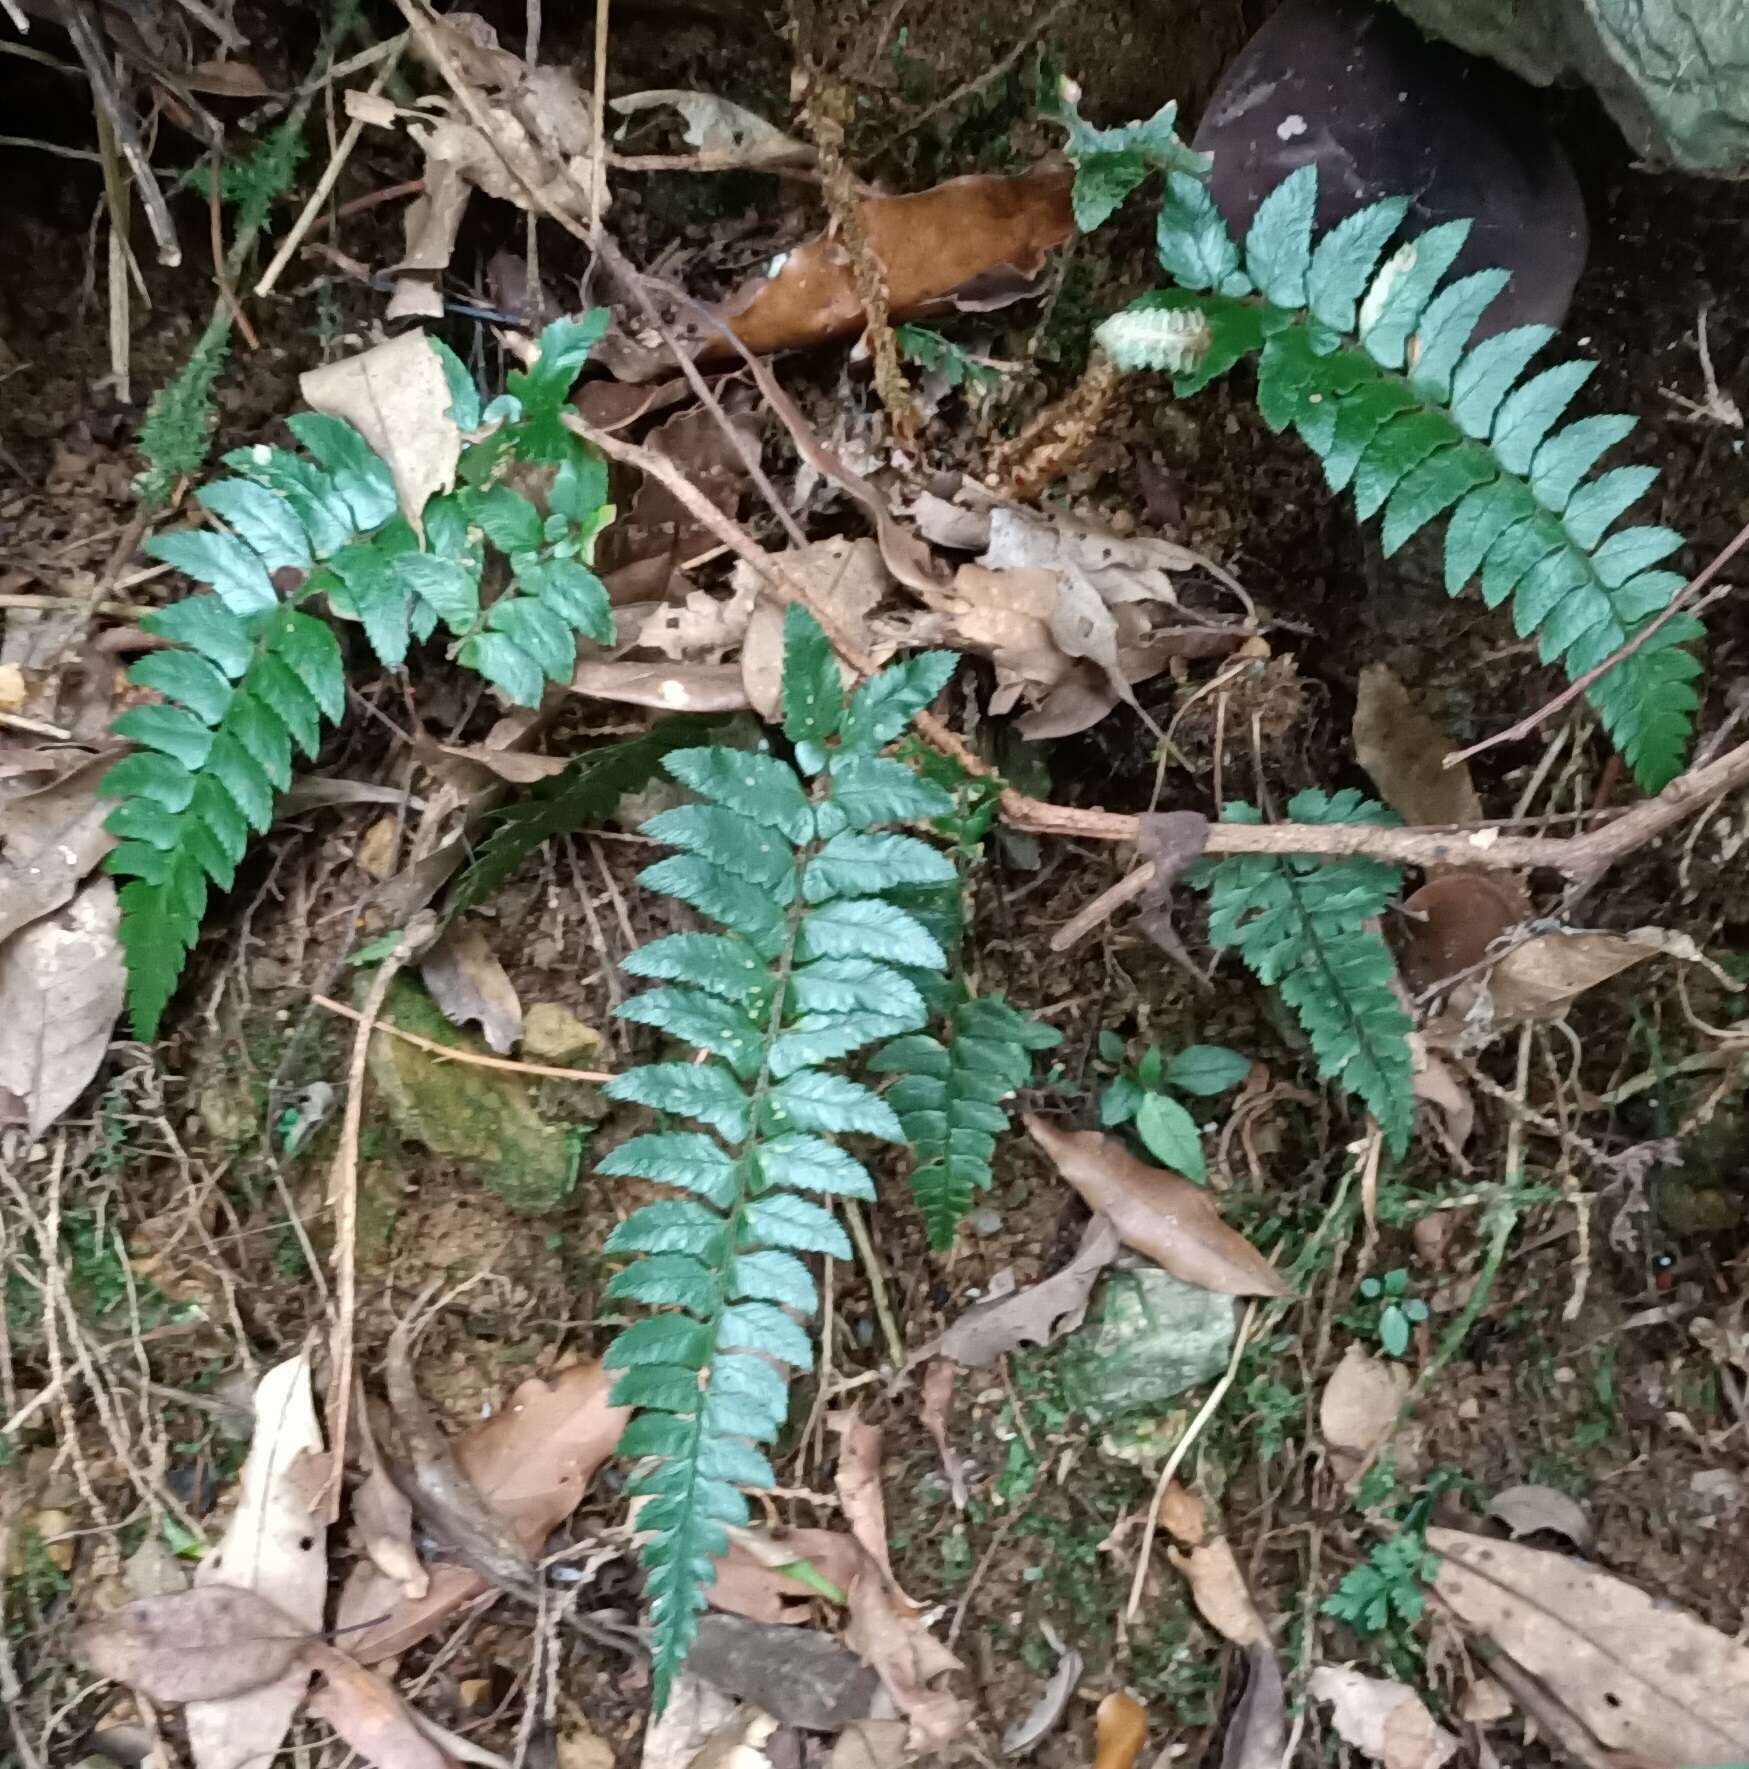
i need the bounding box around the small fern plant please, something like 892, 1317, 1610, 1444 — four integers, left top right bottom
103, 316, 619, 1036
596, 606, 961, 1702
1050, 86, 1701, 792
1193, 789, 1414, 1154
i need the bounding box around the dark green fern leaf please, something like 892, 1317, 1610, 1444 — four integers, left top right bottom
1196, 790, 1414, 1154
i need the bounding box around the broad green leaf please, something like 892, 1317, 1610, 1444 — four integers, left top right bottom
801, 831, 955, 902
1163, 1044, 1252, 1096
111, 704, 215, 772
799, 898, 946, 968
755, 1134, 876, 1199
274, 611, 346, 722
488, 595, 576, 681
643, 804, 797, 893
839, 652, 959, 753
1563, 465, 1659, 553
828, 754, 954, 829
743, 1194, 849, 1258
719, 1302, 813, 1369
1243, 163, 1317, 308
731, 1249, 817, 1312
1489, 360, 1596, 475
638, 854, 788, 953
1449, 325, 1555, 439
1305, 196, 1409, 334
197, 478, 313, 571
1358, 219, 1470, 369
624, 933, 774, 1013
1381, 442, 1496, 556
459, 630, 546, 707
789, 957, 922, 1021
1135, 1090, 1206, 1181
606, 1199, 728, 1258
222, 444, 354, 557
506, 310, 610, 460
428, 335, 482, 432
146, 530, 277, 617
598, 1132, 740, 1208
468, 482, 546, 553
606, 1254, 718, 1313
764, 1071, 902, 1140
616, 987, 766, 1077
1351, 410, 1464, 522
664, 747, 813, 845
1406, 269, 1509, 403
1074, 151, 1149, 231
605, 1061, 750, 1140
1591, 525, 1683, 588
129, 650, 234, 726
1319, 380, 1418, 495
285, 412, 398, 530
781, 605, 844, 745
516, 556, 615, 645
393, 553, 480, 632
1444, 478, 1536, 594
141, 598, 253, 678
1154, 171, 1245, 293
551, 451, 610, 523
1528, 416, 1636, 515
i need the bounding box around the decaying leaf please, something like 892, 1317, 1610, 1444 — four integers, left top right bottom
640, 1676, 739, 1769
186, 1354, 327, 1769
571, 662, 752, 713
350, 1392, 426, 1600
924, 1212, 1122, 1366
1222, 1647, 1287, 1769
843, 1562, 970, 1752
707, 1525, 866, 1624
828, 1720, 910, 1769
687, 1706, 779, 1769
1309, 1666, 1458, 1769
919, 1359, 968, 1510
832, 1410, 904, 1597
78, 1586, 311, 1704
1484, 1484, 1592, 1548
0, 754, 117, 947
1001, 1626, 1082, 1756
305, 1649, 453, 1769
301, 332, 461, 532
738, 539, 885, 721
1397, 873, 1523, 993
612, 90, 810, 163
420, 921, 524, 1054
1428, 1527, 1749, 1765
1352, 665, 1481, 829
1157, 1483, 1268, 1647
1320, 1344, 1409, 1485
1024, 1118, 1293, 1298
0, 875, 125, 1136
1092, 1692, 1148, 1769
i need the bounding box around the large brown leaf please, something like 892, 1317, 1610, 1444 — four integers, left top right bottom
0, 754, 116, 947
78, 1586, 311, 1704
1024, 1118, 1293, 1298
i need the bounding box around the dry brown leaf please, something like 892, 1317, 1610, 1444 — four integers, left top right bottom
78, 1587, 312, 1704
0, 754, 117, 946
924, 1212, 1121, 1366
0, 875, 125, 1136
1092, 1692, 1148, 1769
828, 1720, 910, 1769
706, 1526, 867, 1625
1167, 1538, 1268, 1647
305, 1650, 454, 1769
1408, 1041, 1474, 1155
1484, 1483, 1592, 1548
688, 1708, 779, 1769
1428, 1527, 1749, 1765
420, 923, 523, 1054
640, 1677, 739, 1769
301, 332, 461, 532
1309, 1667, 1458, 1769
1397, 874, 1523, 993
357, 817, 400, 880
918, 1359, 967, 1510
712, 170, 1073, 357
571, 662, 752, 712
1024, 1118, 1293, 1298
351, 1394, 426, 1600
1222, 1647, 1287, 1769
425, 741, 572, 787
614, 407, 762, 571
738, 538, 886, 721
1320, 1344, 1408, 1484
1156, 1480, 1207, 1547
186, 1355, 327, 1769
843, 1563, 970, 1752
1352, 665, 1481, 829
831, 1410, 904, 1597
0, 662, 25, 713
184, 59, 273, 97
347, 1362, 627, 1662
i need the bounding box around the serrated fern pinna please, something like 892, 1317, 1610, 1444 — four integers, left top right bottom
599, 609, 960, 1701
103, 316, 619, 1036
1051, 89, 1700, 793
1194, 789, 1413, 1153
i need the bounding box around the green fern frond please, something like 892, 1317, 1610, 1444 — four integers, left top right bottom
600, 607, 959, 1705
1195, 789, 1413, 1153
1080, 149, 1700, 791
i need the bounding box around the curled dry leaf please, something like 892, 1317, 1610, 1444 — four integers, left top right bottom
612, 90, 810, 163
738, 538, 886, 722
919, 1359, 968, 1510
305, 1649, 453, 1769
1351, 665, 1481, 830
708, 1525, 866, 1624
1092, 1693, 1148, 1769
640, 1677, 739, 1769
843, 1562, 970, 1753
0, 875, 125, 1137
1484, 1483, 1592, 1548
1158, 1483, 1267, 1648
1320, 1344, 1409, 1484
301, 332, 461, 533
688, 1707, 779, 1769
350, 1392, 426, 1600
419, 922, 524, 1055
831, 1410, 905, 1597
78, 1586, 311, 1705
1001, 1629, 1082, 1756
828, 1720, 910, 1769
571, 662, 752, 713
1428, 1527, 1749, 1765
1309, 1667, 1458, 1769
1024, 1118, 1293, 1298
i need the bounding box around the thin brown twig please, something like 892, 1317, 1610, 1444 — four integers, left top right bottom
312, 993, 614, 1081
1445, 513, 1749, 771
590, 0, 609, 241
208, 144, 260, 349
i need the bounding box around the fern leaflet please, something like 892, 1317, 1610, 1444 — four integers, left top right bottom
1195, 789, 1413, 1153
601, 607, 959, 1704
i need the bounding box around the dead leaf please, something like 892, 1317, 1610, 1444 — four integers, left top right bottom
420, 922, 523, 1054
1309, 1667, 1458, 1769
1352, 666, 1481, 828
918, 1360, 967, 1510
924, 1212, 1122, 1366
0, 754, 117, 946
571, 661, 752, 712
0, 875, 125, 1136
425, 741, 572, 787
706, 1526, 867, 1625
1484, 1484, 1592, 1548
184, 59, 272, 97
1024, 1118, 1293, 1298
1397, 874, 1522, 993
351, 1393, 426, 1599
640, 1677, 739, 1769
1222, 1647, 1287, 1769
301, 332, 461, 533
612, 90, 810, 163
1166, 1538, 1267, 1647
357, 817, 400, 880
828, 1720, 909, 1769
78, 1586, 313, 1703
738, 539, 885, 721
1156, 1480, 1207, 1547
688, 1707, 778, 1769
1001, 1626, 1082, 1756
1092, 1692, 1148, 1769
843, 1563, 970, 1752
185, 1354, 327, 1769
831, 1411, 904, 1597
1408, 1040, 1474, 1155
1320, 1344, 1408, 1484
346, 1362, 626, 1661
305, 1650, 453, 1769
1428, 1527, 1749, 1765
0, 662, 26, 712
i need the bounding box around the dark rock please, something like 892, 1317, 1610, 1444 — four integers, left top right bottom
687, 1614, 882, 1730
1193, 0, 1587, 336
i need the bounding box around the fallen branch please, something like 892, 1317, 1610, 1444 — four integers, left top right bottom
312, 993, 613, 1082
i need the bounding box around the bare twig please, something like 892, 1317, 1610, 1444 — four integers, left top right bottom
590, 0, 609, 240
209, 143, 260, 349
312, 993, 613, 1081
0, 134, 100, 162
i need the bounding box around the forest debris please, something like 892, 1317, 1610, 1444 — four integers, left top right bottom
1054, 1265, 1235, 1422
922, 1212, 1122, 1366
1156, 1481, 1268, 1646
624, 583, 756, 663
305, 1650, 453, 1769
1320, 1345, 1408, 1484
738, 539, 885, 721
707, 1526, 866, 1624
78, 1587, 312, 1704
571, 662, 752, 712
1352, 666, 1482, 829
420, 921, 524, 1054
640, 1677, 739, 1769
1427, 1527, 1749, 1764
0, 875, 124, 1136
831, 1410, 903, 1595
357, 817, 400, 881
1001, 1625, 1082, 1756
614, 406, 763, 573
0, 754, 117, 946
1222, 1647, 1288, 1769
1024, 1118, 1294, 1297
1397, 874, 1523, 993
1484, 1484, 1592, 1548
301, 332, 461, 531
842, 1561, 969, 1751
521, 1004, 603, 1064
1309, 1667, 1458, 1769
918, 1360, 968, 1509
828, 1720, 910, 1769
185, 1355, 327, 1769
350, 1391, 426, 1599
1092, 1693, 1148, 1769
612, 90, 811, 164
689, 1616, 881, 1731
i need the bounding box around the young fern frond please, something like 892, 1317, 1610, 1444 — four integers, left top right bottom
1061, 96, 1700, 792
1195, 789, 1414, 1153
103, 319, 617, 1035
600, 608, 959, 1704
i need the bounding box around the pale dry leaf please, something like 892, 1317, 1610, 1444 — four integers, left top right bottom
557, 1700, 617, 1769
908, 490, 993, 552
689, 1613, 882, 1730
1352, 665, 1481, 829
1427, 1527, 1749, 1764
946, 563, 1075, 701
640, 1677, 739, 1769
738, 538, 886, 721
828, 1720, 910, 1769
1166, 1537, 1267, 1647
571, 662, 752, 712
1320, 1344, 1408, 1484
0, 753, 117, 946
1091, 1692, 1148, 1769
186, 1353, 327, 1769
831, 1410, 903, 1595
612, 90, 809, 162
627, 583, 757, 666
1309, 1666, 1458, 1769
77, 1586, 311, 1704
1024, 1118, 1293, 1298
706, 1526, 866, 1625
427, 741, 572, 787
1001, 1629, 1082, 1756
305, 1649, 453, 1769
981, 506, 1206, 606
301, 332, 461, 532
0, 661, 26, 713
1155, 1480, 1207, 1547
617, 407, 761, 569
345, 88, 401, 128
1484, 1483, 1592, 1548
925, 1212, 1121, 1366
843, 1564, 970, 1752
1457, 1678, 1513, 1726
688, 1706, 778, 1769
1222, 1647, 1287, 1769
1408, 1042, 1474, 1155
351, 1394, 426, 1599
918, 1359, 967, 1510
420, 922, 523, 1054
0, 875, 125, 1136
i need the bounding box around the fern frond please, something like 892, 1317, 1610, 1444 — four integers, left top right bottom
1195, 789, 1413, 1153
601, 607, 959, 1705
1087, 157, 1701, 791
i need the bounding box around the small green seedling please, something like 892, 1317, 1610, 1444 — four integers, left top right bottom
1323, 1529, 1440, 1638
1356, 1268, 1429, 1358
1097, 1033, 1250, 1182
